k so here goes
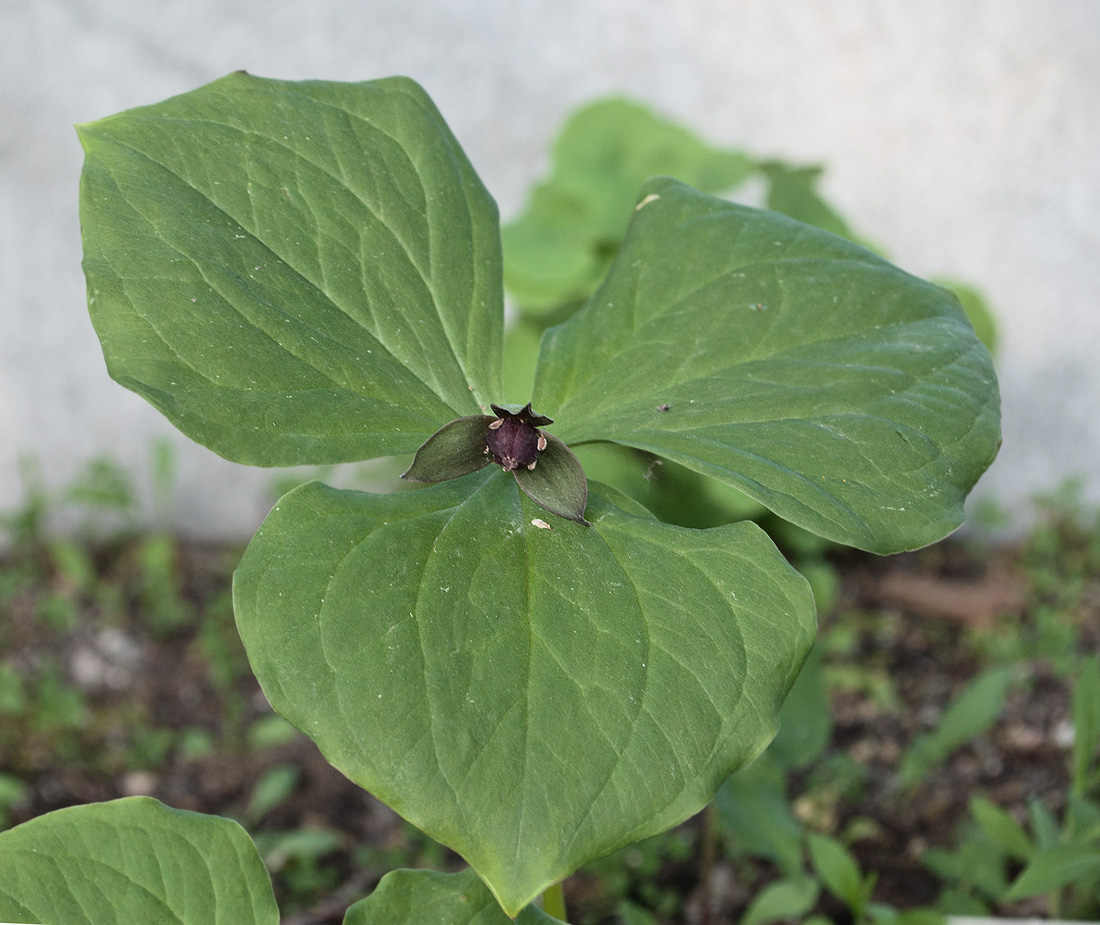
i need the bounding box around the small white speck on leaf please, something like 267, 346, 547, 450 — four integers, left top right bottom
531, 518, 551, 530
634, 193, 660, 211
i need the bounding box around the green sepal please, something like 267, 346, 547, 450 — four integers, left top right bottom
402, 415, 495, 483
513, 432, 590, 524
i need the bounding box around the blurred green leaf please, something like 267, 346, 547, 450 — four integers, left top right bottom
258, 826, 342, 868
1006, 843, 1100, 900
0, 774, 29, 830
768, 645, 831, 770
503, 98, 753, 311
759, 162, 863, 245
935, 279, 998, 355
502, 317, 546, 406
716, 754, 803, 876
575, 443, 767, 529
894, 911, 947, 925
64, 456, 137, 518
178, 727, 216, 761
48, 538, 96, 592
618, 899, 661, 925
0, 664, 27, 715
1028, 798, 1061, 851
247, 714, 302, 750
1066, 793, 1100, 841
740, 876, 820, 925
808, 833, 869, 916
969, 796, 1033, 862
799, 561, 841, 617
899, 668, 1013, 786
1073, 655, 1100, 796
245, 765, 300, 825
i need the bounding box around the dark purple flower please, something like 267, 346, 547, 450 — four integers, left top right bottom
485, 403, 553, 472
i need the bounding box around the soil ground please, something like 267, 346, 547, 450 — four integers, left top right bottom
1, 512, 1097, 924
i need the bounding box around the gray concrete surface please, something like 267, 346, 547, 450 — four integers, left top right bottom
2, 0, 1098, 538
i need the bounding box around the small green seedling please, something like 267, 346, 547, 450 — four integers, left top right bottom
0, 73, 999, 923
898, 666, 1015, 788
923, 657, 1100, 919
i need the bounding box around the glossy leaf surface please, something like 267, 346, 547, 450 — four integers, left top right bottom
343, 868, 556, 924
79, 73, 502, 466
234, 474, 815, 915
0, 797, 278, 924
534, 179, 1001, 553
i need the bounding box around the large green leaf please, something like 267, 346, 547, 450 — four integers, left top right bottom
0, 797, 278, 924
78, 73, 502, 466
533, 178, 1001, 553
234, 474, 814, 915
343, 868, 556, 924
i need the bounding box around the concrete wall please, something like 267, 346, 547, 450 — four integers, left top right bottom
2, 0, 1098, 537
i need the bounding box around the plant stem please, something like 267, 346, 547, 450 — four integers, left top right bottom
698, 802, 718, 925
542, 881, 568, 921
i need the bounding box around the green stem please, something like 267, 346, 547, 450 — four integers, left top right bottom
542, 880, 568, 921
698, 802, 718, 925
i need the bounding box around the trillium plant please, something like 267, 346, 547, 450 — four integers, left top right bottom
0, 73, 1000, 924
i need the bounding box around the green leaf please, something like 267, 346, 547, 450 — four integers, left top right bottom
969, 796, 1033, 862
935, 279, 998, 355
79, 73, 502, 466
1068, 793, 1100, 836
808, 833, 866, 914
573, 442, 768, 529
1072, 655, 1100, 797
247, 713, 301, 749
550, 99, 754, 242
234, 474, 815, 915
0, 797, 278, 924
899, 668, 1013, 786
343, 868, 557, 924
502, 317, 546, 405
927, 831, 1010, 901
533, 179, 1001, 553
1028, 797, 1061, 851
760, 162, 863, 246
739, 876, 820, 925
402, 416, 495, 483
503, 98, 753, 311
715, 753, 804, 877
617, 899, 661, 925
244, 764, 300, 825
1005, 843, 1100, 900
767, 643, 831, 770
893, 912, 946, 925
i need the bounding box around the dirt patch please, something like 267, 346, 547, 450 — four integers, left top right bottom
1, 522, 1096, 923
